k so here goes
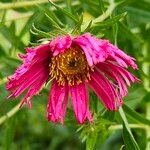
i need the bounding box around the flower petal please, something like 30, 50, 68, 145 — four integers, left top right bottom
6, 44, 50, 104
19, 72, 48, 108
88, 69, 122, 110
70, 83, 90, 124
73, 33, 137, 69
96, 62, 138, 97
47, 80, 69, 124
50, 35, 72, 56
73, 33, 108, 66
106, 43, 138, 69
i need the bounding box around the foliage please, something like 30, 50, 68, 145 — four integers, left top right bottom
0, 0, 150, 150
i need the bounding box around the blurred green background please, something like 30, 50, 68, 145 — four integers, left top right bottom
0, 0, 150, 150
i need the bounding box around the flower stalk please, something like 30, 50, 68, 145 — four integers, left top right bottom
0, 103, 20, 125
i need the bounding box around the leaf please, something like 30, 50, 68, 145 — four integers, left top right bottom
102, 110, 116, 122
143, 92, 150, 103
45, 13, 67, 35
123, 122, 140, 150
31, 23, 51, 38
123, 104, 150, 126
71, 13, 83, 34
126, 6, 150, 23
36, 4, 64, 28
4, 118, 16, 150
48, 0, 78, 23
119, 107, 140, 150
94, 12, 127, 28
44, 8, 64, 27
19, 12, 39, 38
82, 20, 93, 32
119, 22, 143, 43
98, 0, 105, 14
86, 131, 97, 150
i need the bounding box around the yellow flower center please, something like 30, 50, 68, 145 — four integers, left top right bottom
49, 46, 92, 86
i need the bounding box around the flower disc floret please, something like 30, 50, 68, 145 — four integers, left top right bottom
49, 46, 92, 86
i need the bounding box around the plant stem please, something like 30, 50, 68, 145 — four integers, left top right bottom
0, 103, 20, 125
146, 102, 150, 150
109, 124, 148, 131
0, 0, 57, 10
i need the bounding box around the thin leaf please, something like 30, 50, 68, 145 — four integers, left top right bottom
123, 122, 140, 150
71, 13, 83, 34
94, 12, 127, 28
86, 132, 97, 150
82, 20, 93, 32
123, 104, 150, 126
119, 107, 140, 150
48, 0, 78, 23
98, 0, 105, 14
119, 22, 143, 43
31, 23, 51, 38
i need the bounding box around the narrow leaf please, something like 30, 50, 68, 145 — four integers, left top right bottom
94, 12, 127, 28
119, 107, 140, 150
123, 104, 150, 126
123, 122, 140, 150
48, 0, 78, 23
98, 0, 105, 14
31, 23, 51, 38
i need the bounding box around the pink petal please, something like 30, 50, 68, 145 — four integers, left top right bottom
47, 80, 69, 124
106, 43, 138, 69
73, 33, 137, 70
6, 44, 50, 104
96, 61, 138, 97
73, 33, 108, 66
88, 70, 121, 110
70, 83, 90, 124
50, 35, 72, 56
19, 72, 48, 108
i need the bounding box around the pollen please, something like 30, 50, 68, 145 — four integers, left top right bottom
49, 46, 92, 86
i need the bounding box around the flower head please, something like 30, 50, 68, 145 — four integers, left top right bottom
6, 33, 138, 124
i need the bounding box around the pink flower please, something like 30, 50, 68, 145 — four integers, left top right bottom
6, 33, 138, 124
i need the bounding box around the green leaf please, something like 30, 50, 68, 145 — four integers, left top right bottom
71, 13, 83, 34
82, 20, 93, 32
123, 104, 150, 126
31, 23, 51, 38
45, 13, 67, 35
123, 122, 140, 150
94, 12, 127, 28
119, 22, 143, 43
86, 131, 97, 150
98, 0, 105, 14
37, 4, 64, 28
102, 110, 116, 122
4, 118, 16, 150
19, 12, 39, 38
48, 0, 78, 23
119, 107, 140, 150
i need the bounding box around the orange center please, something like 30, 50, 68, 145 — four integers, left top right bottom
49, 47, 92, 86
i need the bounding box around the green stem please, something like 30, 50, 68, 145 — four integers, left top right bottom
0, 0, 57, 10
146, 102, 150, 150
0, 103, 20, 125
109, 124, 148, 131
